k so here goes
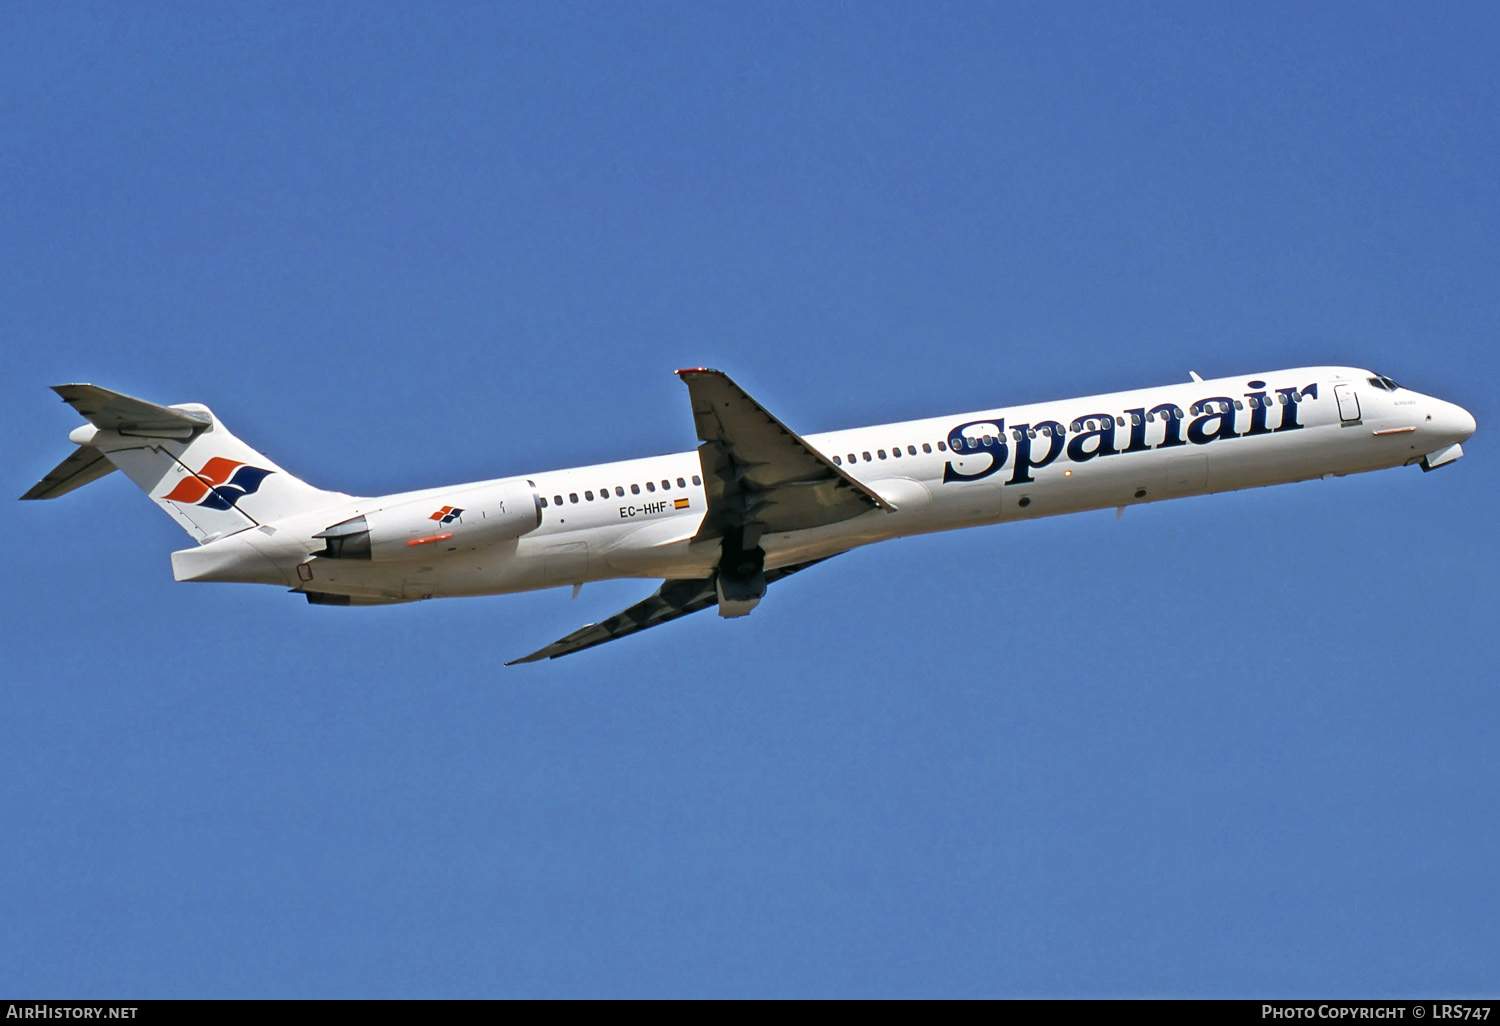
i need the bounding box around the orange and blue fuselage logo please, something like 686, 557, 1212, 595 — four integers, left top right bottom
162, 457, 273, 511
430, 505, 464, 524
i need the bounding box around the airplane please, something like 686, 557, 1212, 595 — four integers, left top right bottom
23, 366, 1476, 663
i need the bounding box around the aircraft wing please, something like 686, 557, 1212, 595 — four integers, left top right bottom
506, 558, 831, 664
677, 368, 893, 539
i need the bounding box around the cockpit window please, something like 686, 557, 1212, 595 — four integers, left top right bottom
1368, 375, 1402, 391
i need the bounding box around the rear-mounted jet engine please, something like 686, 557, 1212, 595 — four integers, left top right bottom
315, 480, 541, 561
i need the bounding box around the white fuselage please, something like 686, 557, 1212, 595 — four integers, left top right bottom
171, 366, 1476, 604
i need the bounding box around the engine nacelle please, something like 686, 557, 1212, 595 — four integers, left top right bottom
314, 479, 541, 562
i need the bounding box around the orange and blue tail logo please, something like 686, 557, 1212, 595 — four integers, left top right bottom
429, 505, 464, 524
161, 457, 273, 511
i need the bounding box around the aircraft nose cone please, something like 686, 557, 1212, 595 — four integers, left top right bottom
1450, 402, 1477, 442
1422, 398, 1475, 446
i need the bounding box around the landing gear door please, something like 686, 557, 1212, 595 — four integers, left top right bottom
1334, 383, 1361, 423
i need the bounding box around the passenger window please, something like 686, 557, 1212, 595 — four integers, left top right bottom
692, 475, 701, 486
848, 454, 857, 464
936, 441, 946, 452
646, 481, 656, 492
661, 480, 670, 490
922, 443, 931, 453
615, 486, 624, 497
569, 493, 579, 504
554, 495, 563, 506
585, 490, 594, 501
863, 452, 872, 461
677, 477, 686, 488
539, 496, 548, 508
891, 446, 901, 457
631, 484, 640, 495
832, 455, 842, 465
877, 450, 886, 459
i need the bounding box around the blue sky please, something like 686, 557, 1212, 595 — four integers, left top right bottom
3, 1, 1496, 998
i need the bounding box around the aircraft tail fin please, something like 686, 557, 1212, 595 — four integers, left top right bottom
23, 384, 350, 542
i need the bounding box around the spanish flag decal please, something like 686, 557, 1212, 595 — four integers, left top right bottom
674, 497, 690, 510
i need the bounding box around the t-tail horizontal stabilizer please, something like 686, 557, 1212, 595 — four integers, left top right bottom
52, 384, 213, 438
22, 384, 215, 500
21, 443, 118, 500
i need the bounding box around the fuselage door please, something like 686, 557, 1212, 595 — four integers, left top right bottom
1334, 383, 1361, 423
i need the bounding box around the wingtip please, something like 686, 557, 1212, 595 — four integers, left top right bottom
675, 367, 719, 378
